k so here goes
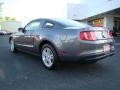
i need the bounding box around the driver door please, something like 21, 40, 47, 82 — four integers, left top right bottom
18, 21, 41, 51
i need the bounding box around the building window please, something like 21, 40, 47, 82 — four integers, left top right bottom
88, 18, 104, 27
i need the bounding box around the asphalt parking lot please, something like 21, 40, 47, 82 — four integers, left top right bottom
0, 35, 120, 90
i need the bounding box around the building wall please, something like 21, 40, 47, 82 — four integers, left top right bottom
81, 15, 120, 31
67, 0, 120, 20
81, 15, 115, 30
104, 16, 114, 30
1, 21, 22, 32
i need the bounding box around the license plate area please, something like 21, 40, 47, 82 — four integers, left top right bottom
103, 44, 110, 53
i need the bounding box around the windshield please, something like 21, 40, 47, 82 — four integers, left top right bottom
53, 19, 91, 28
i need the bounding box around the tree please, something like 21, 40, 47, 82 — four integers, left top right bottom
0, 1, 3, 16
5, 16, 16, 21
0, 1, 3, 25
0, 1, 16, 25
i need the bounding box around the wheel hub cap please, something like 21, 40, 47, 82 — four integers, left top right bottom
42, 47, 54, 67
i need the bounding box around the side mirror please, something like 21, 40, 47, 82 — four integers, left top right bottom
18, 27, 26, 33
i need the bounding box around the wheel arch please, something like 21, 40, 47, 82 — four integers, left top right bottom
39, 39, 59, 56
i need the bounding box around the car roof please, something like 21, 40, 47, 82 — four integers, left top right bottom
33, 18, 68, 22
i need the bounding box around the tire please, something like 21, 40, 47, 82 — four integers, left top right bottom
10, 39, 17, 53
41, 44, 58, 70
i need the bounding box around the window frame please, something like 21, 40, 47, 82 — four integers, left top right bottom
24, 20, 42, 31
42, 20, 55, 28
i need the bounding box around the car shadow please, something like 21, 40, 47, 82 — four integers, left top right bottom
14, 50, 111, 75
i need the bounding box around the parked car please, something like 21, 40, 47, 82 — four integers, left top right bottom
0, 30, 7, 35
9, 18, 115, 69
0, 31, 3, 35
0, 30, 12, 35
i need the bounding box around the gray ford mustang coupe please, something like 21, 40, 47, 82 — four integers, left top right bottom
9, 18, 115, 69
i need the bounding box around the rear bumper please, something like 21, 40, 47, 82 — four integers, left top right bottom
60, 50, 115, 61
79, 51, 115, 61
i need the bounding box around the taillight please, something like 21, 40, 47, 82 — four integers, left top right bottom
109, 31, 113, 38
80, 31, 97, 41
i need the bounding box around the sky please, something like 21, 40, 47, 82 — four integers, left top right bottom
1, 0, 81, 24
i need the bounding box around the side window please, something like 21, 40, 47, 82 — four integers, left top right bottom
25, 21, 41, 31
43, 22, 54, 28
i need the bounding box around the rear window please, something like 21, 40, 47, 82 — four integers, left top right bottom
53, 19, 91, 28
